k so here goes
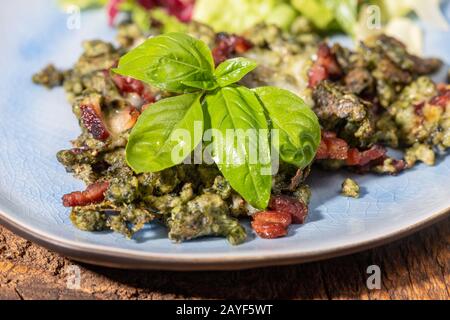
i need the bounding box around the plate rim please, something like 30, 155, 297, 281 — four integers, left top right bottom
1, 2, 449, 270
1, 206, 448, 270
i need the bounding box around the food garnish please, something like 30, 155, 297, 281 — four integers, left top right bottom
114, 32, 320, 209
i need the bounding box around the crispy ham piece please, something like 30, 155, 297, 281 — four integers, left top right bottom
252, 211, 292, 239
251, 219, 289, 239
252, 194, 309, 239
62, 181, 110, 207
308, 43, 342, 88
415, 85, 450, 116
212, 33, 253, 65
253, 211, 292, 228
80, 104, 110, 141
317, 131, 387, 166
112, 74, 155, 104
269, 195, 308, 225
429, 87, 450, 108
346, 145, 387, 166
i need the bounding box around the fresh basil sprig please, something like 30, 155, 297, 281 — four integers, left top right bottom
113, 32, 320, 209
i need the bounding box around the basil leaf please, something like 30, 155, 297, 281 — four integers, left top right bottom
205, 87, 271, 209
254, 86, 321, 169
113, 33, 216, 93
214, 58, 258, 87
126, 93, 204, 173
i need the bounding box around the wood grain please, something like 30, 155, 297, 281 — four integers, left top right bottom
0, 219, 448, 300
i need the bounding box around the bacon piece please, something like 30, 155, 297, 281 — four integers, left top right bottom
355, 157, 406, 175
251, 220, 288, 239
414, 87, 449, 117
80, 104, 110, 141
317, 131, 402, 173
212, 33, 253, 65
316, 139, 329, 160
317, 131, 387, 167
234, 37, 253, 54
345, 148, 361, 165
112, 74, 155, 105
308, 65, 328, 89
253, 211, 292, 228
308, 43, 342, 88
269, 195, 308, 224
325, 136, 349, 160
62, 181, 110, 207
346, 145, 387, 166
316, 131, 349, 160
251, 211, 291, 239
429, 88, 450, 108
112, 74, 145, 95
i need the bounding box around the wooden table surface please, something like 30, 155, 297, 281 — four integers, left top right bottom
0, 219, 448, 300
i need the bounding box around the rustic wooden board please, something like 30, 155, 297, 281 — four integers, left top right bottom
0, 219, 448, 300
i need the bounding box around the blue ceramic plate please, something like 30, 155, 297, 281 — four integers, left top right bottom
0, 0, 449, 270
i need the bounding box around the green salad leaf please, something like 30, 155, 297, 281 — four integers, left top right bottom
119, 0, 152, 32
150, 8, 188, 34
114, 32, 320, 210
193, 0, 284, 33
119, 3, 188, 33
205, 87, 272, 209
254, 87, 321, 169
58, 0, 107, 10
333, 0, 358, 35
214, 58, 258, 87
291, 0, 334, 30
126, 93, 204, 173
113, 32, 217, 93
291, 0, 358, 34
265, 3, 299, 30
377, 0, 449, 31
